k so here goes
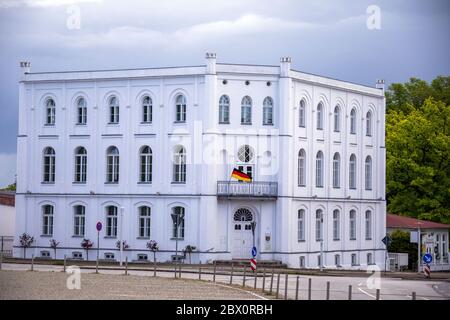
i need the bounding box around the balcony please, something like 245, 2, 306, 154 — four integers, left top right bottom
217, 181, 278, 199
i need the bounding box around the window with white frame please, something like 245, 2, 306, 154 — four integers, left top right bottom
350, 108, 356, 134
73, 205, 85, 236
45, 98, 56, 125
139, 146, 152, 183
238, 145, 254, 163
317, 103, 323, 130
41, 250, 51, 258
108, 96, 119, 124
365, 156, 372, 190
74, 147, 87, 183
334, 105, 340, 132
218, 95, 230, 124
367, 253, 373, 265
43, 147, 55, 183
316, 151, 324, 188
104, 252, 115, 260
335, 254, 341, 267
366, 111, 372, 136
298, 149, 306, 186
333, 209, 340, 241
137, 253, 148, 261
171, 206, 185, 239
139, 206, 151, 238
106, 205, 118, 237
299, 99, 306, 127
42, 204, 54, 236
350, 210, 357, 240
349, 154, 357, 189
72, 252, 82, 259
333, 153, 340, 188
106, 146, 119, 183
175, 94, 186, 122
173, 146, 186, 183
351, 253, 358, 265
298, 209, 305, 242
142, 96, 153, 123
299, 256, 305, 268
263, 97, 273, 125
365, 210, 372, 240
316, 209, 323, 241
241, 96, 252, 124
76, 97, 87, 125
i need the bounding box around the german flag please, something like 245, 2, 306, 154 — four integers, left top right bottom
231, 168, 252, 182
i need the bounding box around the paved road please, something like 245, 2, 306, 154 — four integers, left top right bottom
1, 262, 448, 300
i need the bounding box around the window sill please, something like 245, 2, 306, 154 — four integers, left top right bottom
107, 123, 120, 126
75, 123, 87, 126
299, 126, 306, 128
40, 235, 52, 238
298, 185, 306, 187
140, 122, 153, 125
138, 182, 152, 185
350, 238, 357, 241
263, 123, 274, 126
365, 188, 373, 191
365, 238, 373, 241
351, 264, 361, 267
105, 182, 119, 185
137, 237, 150, 240
298, 240, 306, 243
333, 239, 340, 241
171, 182, 186, 185
41, 182, 55, 185
241, 123, 252, 126
73, 182, 87, 185
170, 238, 185, 241
173, 121, 186, 124
333, 130, 340, 133
219, 122, 230, 125
104, 236, 117, 239
317, 128, 323, 131
72, 235, 84, 238
44, 124, 55, 127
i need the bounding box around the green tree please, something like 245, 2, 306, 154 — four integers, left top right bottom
386, 76, 450, 224
387, 230, 418, 270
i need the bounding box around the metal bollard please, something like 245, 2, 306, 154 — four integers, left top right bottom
308, 278, 312, 300
254, 271, 257, 289
199, 266, 202, 280
376, 289, 380, 300
348, 285, 352, 300
96, 258, 99, 274
125, 256, 128, 275
31, 254, 34, 271
153, 261, 156, 277
242, 266, 247, 287
275, 273, 281, 299
326, 281, 330, 300
295, 276, 299, 300
63, 255, 66, 272
269, 269, 274, 294
174, 263, 177, 278
230, 263, 234, 285
284, 273, 289, 300
178, 264, 181, 278
412, 292, 416, 300
262, 269, 266, 293
0, 249, 3, 270
213, 261, 217, 283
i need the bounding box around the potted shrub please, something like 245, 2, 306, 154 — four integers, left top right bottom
146, 240, 159, 263
81, 239, 93, 260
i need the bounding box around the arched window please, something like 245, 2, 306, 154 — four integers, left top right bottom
171, 206, 185, 239
317, 103, 323, 130
349, 210, 357, 240
45, 98, 56, 125
350, 108, 356, 134
365, 210, 372, 240
241, 96, 252, 125
366, 111, 372, 136
298, 209, 305, 241
139, 146, 152, 183
218, 95, 230, 124
365, 156, 372, 190
76, 97, 87, 125
298, 149, 306, 186
349, 154, 357, 189
106, 205, 118, 237
108, 96, 119, 124
334, 105, 340, 132
173, 146, 186, 183
316, 151, 324, 188
106, 146, 119, 183
333, 153, 340, 188
74, 147, 87, 183
333, 209, 340, 240
42, 204, 54, 236
315, 209, 323, 241
238, 145, 254, 163
73, 205, 85, 236
234, 208, 253, 222
299, 99, 306, 128
43, 147, 55, 183
142, 96, 153, 123
263, 97, 273, 125
139, 206, 151, 238
175, 94, 186, 122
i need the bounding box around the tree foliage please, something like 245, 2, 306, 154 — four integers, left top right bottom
386, 76, 450, 224
387, 230, 417, 270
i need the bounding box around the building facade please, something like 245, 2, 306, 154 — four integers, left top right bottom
14, 54, 386, 269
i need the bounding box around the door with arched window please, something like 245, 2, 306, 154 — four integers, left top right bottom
232, 208, 254, 259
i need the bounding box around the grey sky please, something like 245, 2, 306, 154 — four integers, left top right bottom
0, 0, 449, 187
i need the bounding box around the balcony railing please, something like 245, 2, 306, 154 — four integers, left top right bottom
217, 181, 278, 199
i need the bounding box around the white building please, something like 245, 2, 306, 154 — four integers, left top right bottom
14, 54, 386, 269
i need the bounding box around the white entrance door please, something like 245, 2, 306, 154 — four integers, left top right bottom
232, 208, 254, 259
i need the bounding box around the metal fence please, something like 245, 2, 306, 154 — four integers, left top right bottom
1, 236, 14, 257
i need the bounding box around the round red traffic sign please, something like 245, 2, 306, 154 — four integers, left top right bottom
96, 221, 102, 231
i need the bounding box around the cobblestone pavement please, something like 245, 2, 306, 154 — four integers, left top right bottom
0, 270, 266, 300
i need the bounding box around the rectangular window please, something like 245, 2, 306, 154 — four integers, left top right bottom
171, 207, 185, 239
77, 107, 87, 124
350, 211, 356, 240
316, 211, 323, 241
365, 211, 372, 240
367, 253, 373, 265
298, 210, 305, 241
333, 210, 340, 241
299, 256, 305, 268
73, 206, 85, 236
335, 254, 340, 267
351, 254, 358, 266
72, 252, 83, 259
